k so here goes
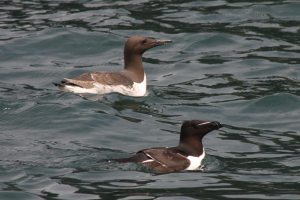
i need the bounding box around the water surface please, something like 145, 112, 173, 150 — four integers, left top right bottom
1, 0, 300, 199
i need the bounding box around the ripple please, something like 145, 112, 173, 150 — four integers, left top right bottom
0, 0, 300, 199
0, 191, 43, 200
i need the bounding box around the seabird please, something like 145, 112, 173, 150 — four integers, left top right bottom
114, 120, 222, 173
56, 35, 172, 96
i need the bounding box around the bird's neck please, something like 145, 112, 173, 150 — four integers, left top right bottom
179, 138, 204, 156
124, 51, 144, 83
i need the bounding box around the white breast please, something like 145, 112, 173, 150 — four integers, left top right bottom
185, 149, 205, 170
120, 74, 147, 97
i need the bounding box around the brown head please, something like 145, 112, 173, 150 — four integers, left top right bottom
124, 35, 172, 55
179, 120, 222, 155
123, 36, 172, 82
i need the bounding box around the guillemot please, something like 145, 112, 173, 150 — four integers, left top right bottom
114, 120, 222, 173
56, 36, 172, 96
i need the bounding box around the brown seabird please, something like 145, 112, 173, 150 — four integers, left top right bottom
56, 35, 172, 96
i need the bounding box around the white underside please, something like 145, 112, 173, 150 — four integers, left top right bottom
64, 74, 147, 97
185, 148, 205, 170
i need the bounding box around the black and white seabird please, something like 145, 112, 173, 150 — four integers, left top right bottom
115, 120, 222, 173
56, 35, 172, 96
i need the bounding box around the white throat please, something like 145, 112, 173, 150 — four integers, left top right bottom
185, 148, 205, 170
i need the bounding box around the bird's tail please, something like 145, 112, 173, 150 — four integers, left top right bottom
53, 82, 66, 90
111, 152, 148, 163
110, 157, 136, 163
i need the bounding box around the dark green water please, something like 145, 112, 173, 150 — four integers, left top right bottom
1, 0, 300, 199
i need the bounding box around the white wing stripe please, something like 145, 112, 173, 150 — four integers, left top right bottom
144, 152, 167, 167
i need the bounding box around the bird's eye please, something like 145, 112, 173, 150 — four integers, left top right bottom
142, 39, 147, 44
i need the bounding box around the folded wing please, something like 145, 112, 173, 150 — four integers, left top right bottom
140, 148, 190, 173
62, 72, 134, 88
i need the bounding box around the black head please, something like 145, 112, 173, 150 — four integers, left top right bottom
124, 35, 172, 55
180, 120, 222, 143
